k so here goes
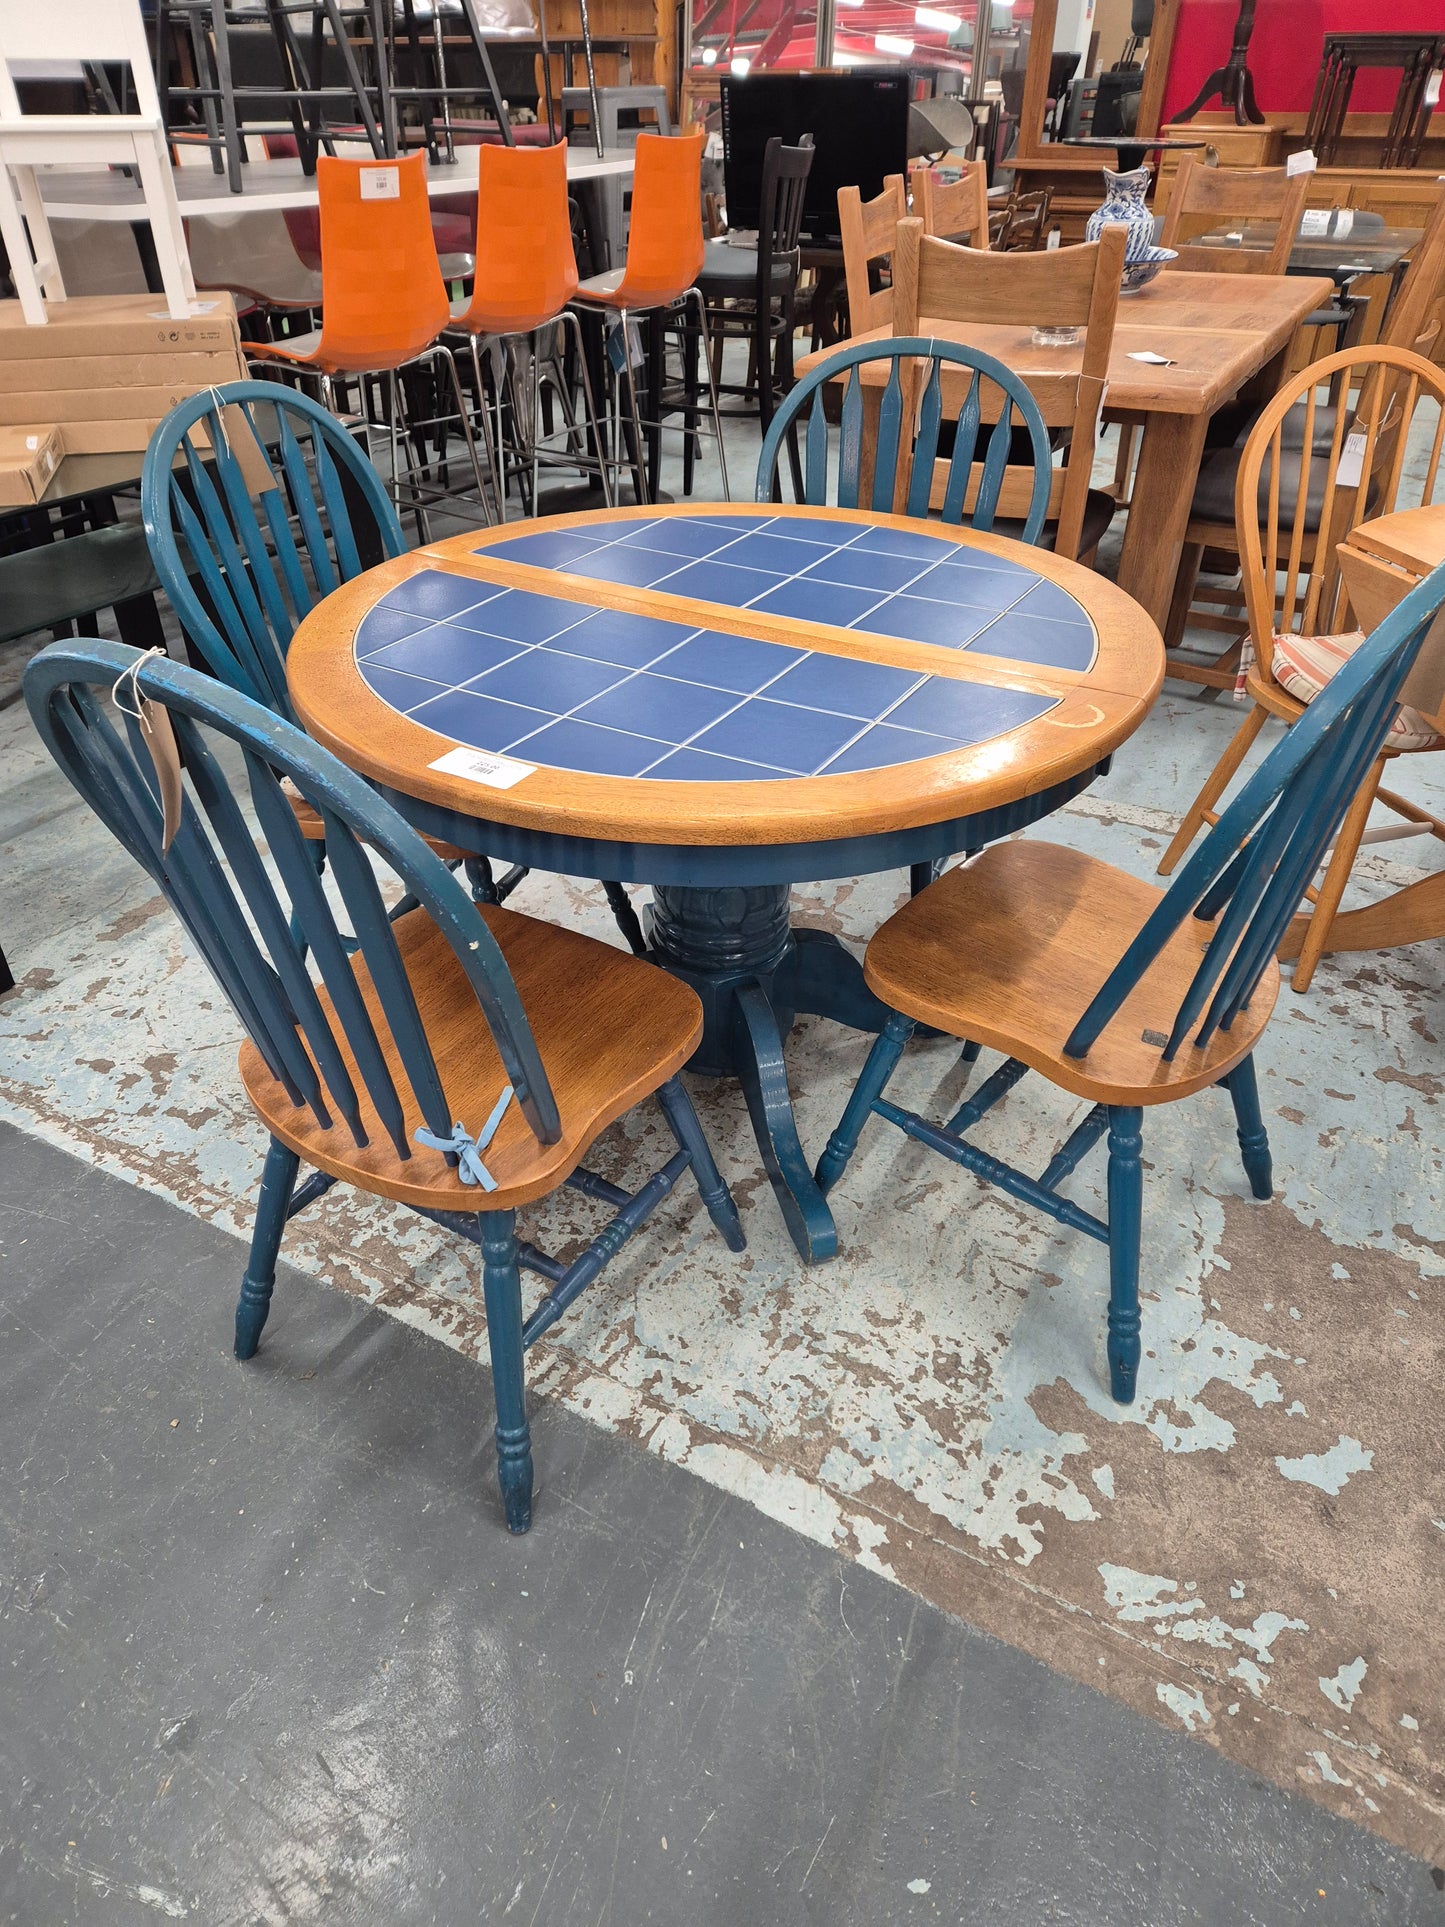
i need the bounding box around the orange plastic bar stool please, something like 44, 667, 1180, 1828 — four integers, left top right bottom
571, 129, 730, 504
248, 150, 496, 531
448, 142, 612, 519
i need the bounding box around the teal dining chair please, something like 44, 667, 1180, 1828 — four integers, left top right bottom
24, 639, 745, 1532
141, 380, 647, 950
813, 556, 1445, 1406
755, 336, 1053, 542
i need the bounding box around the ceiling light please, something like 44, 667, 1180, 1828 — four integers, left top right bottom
730, 54, 751, 73
915, 7, 962, 28
700, 44, 717, 62
874, 32, 915, 55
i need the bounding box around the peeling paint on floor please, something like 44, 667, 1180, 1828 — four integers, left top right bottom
4, 662, 1445, 1867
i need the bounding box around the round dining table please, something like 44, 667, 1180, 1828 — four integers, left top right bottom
288, 502, 1164, 1263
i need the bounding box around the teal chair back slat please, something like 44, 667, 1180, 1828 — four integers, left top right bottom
142, 381, 405, 722
1065, 559, 1445, 1063
757, 337, 1052, 543
25, 642, 565, 1169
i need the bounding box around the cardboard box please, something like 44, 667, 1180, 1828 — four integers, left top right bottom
0, 350, 245, 391
0, 380, 245, 426
59, 419, 167, 456
0, 424, 63, 506
0, 291, 243, 359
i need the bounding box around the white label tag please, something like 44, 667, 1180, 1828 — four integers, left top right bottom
1335, 207, 1354, 237
1045, 227, 1061, 250
360, 165, 401, 201
1426, 70, 1441, 109
1286, 148, 1317, 176
1336, 429, 1368, 489
146, 299, 221, 318
429, 746, 536, 790
1127, 349, 1174, 365
1300, 208, 1330, 237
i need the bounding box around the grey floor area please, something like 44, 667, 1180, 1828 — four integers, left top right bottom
2, 1121, 1441, 1927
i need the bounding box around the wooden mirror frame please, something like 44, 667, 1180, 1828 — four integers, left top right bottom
1014, 0, 1182, 160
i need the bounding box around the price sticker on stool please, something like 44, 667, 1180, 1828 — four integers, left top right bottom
360, 166, 401, 201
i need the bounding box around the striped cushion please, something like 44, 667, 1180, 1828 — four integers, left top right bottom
1270, 630, 1445, 753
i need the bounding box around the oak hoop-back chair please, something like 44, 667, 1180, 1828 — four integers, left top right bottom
816, 555, 1445, 1405
141, 380, 648, 948
23, 640, 745, 1533
890, 219, 1125, 561
1158, 158, 1308, 276
1159, 344, 1445, 991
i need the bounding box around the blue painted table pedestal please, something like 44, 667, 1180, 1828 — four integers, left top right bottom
646, 881, 898, 1263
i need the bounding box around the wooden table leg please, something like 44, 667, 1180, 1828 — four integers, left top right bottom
1114, 410, 1210, 632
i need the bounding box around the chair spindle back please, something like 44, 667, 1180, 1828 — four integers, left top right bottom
836, 174, 909, 335
1067, 559, 1445, 1063
142, 380, 406, 721
24, 641, 561, 1166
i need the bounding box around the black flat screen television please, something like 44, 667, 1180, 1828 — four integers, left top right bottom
719, 70, 911, 243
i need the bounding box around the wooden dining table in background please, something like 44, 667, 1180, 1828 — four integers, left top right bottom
795, 268, 1334, 634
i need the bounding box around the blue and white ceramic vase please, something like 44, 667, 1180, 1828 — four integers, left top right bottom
1085, 166, 1155, 263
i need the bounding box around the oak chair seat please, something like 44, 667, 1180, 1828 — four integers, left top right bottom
863, 841, 1277, 1107
242, 901, 703, 1211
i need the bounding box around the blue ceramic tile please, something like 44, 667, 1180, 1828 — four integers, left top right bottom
354, 607, 437, 657
670, 512, 776, 536
453, 587, 596, 645
931, 545, 1034, 580
888, 681, 1056, 742
379, 569, 499, 620
821, 724, 965, 774
907, 560, 1035, 614
643, 746, 788, 782
472, 649, 626, 713
658, 559, 790, 607
749, 579, 886, 628
767, 653, 920, 719
767, 514, 869, 545
691, 698, 864, 774
358, 664, 452, 714
574, 673, 741, 742
968, 611, 1096, 671
656, 631, 804, 693
508, 719, 664, 778
407, 687, 554, 753
852, 525, 958, 563
712, 531, 834, 576
1010, 579, 1094, 627
367, 624, 524, 687
851, 597, 998, 650
799, 547, 926, 594
567, 545, 689, 589
482, 529, 610, 569
547, 607, 698, 669
619, 517, 741, 559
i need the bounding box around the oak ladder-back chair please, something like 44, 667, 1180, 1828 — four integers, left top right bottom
1160, 344, 1445, 991
837, 173, 909, 336
1158, 158, 1308, 276
916, 160, 990, 249
891, 219, 1125, 560
816, 557, 1445, 1405
24, 641, 744, 1533
755, 336, 1052, 543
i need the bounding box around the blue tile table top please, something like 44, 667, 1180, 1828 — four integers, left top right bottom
351, 510, 1104, 784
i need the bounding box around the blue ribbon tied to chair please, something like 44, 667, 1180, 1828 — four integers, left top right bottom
416, 1085, 515, 1191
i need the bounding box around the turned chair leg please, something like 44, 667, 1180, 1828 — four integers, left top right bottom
480, 1209, 534, 1534
1222, 1056, 1272, 1200
1104, 1107, 1143, 1404
603, 880, 648, 956
1292, 758, 1383, 993
235, 1137, 300, 1359
815, 1010, 914, 1196
657, 1074, 745, 1251
1159, 702, 1270, 876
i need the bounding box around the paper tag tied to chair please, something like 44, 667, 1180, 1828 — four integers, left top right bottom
113, 648, 184, 854
416, 1085, 516, 1191
360, 166, 401, 202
